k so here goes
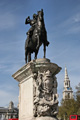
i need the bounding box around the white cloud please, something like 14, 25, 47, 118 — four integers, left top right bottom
58, 13, 80, 27
0, 12, 16, 31
73, 13, 80, 23
67, 25, 80, 34
53, 12, 80, 36
0, 64, 7, 69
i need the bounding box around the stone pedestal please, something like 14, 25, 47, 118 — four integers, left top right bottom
12, 58, 61, 120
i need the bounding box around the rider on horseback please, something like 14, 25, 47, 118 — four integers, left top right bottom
25, 13, 38, 45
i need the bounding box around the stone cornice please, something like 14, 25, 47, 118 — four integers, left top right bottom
12, 58, 61, 83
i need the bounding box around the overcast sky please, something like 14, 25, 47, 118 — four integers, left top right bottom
0, 0, 80, 107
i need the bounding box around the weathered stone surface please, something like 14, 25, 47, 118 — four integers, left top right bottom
35, 116, 58, 120
12, 58, 61, 82
33, 70, 58, 117
12, 58, 61, 120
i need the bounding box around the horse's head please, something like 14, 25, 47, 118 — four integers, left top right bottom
37, 9, 44, 21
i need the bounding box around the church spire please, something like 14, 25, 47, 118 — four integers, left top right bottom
64, 66, 70, 88
65, 66, 69, 80
63, 66, 73, 100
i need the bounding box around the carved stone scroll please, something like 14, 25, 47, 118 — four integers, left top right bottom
33, 70, 58, 117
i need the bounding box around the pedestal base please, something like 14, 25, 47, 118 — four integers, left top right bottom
12, 58, 61, 120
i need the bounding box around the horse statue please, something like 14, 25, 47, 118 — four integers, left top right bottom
25, 9, 49, 63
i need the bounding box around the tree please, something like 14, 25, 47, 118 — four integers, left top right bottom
75, 83, 80, 115
58, 83, 80, 120
58, 98, 76, 120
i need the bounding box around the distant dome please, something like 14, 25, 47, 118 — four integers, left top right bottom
10, 101, 13, 104
9, 101, 14, 109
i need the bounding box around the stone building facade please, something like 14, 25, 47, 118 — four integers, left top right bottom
0, 101, 18, 120
63, 67, 73, 100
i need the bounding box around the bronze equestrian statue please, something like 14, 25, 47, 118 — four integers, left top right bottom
25, 9, 49, 63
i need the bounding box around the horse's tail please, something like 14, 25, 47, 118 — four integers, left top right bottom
44, 30, 49, 46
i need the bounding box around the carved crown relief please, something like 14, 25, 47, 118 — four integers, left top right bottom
33, 70, 58, 117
